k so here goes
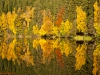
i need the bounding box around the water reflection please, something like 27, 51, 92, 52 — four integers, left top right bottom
14, 38, 34, 66
93, 43, 100, 75
0, 37, 99, 75
33, 39, 73, 65
75, 44, 87, 70
0, 38, 34, 66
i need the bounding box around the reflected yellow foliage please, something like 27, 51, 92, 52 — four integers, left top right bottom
20, 48, 34, 66
14, 40, 23, 65
20, 41, 34, 66
33, 39, 39, 49
60, 41, 72, 56
92, 44, 100, 75
33, 39, 55, 63
0, 38, 34, 66
52, 39, 59, 48
39, 39, 47, 51
7, 38, 17, 61
0, 38, 8, 59
33, 39, 73, 64
41, 40, 54, 63
33, 39, 59, 50
75, 44, 87, 70
0, 38, 17, 63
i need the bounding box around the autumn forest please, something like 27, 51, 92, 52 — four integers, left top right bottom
0, 0, 100, 75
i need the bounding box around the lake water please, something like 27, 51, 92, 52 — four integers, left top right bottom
0, 37, 98, 75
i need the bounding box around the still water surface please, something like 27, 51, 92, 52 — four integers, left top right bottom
0, 37, 99, 75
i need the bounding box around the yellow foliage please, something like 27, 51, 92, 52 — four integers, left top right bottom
0, 38, 8, 59
60, 19, 72, 35
92, 44, 100, 75
15, 39, 34, 66
41, 20, 53, 35
15, 7, 35, 34
1, 13, 7, 30
39, 39, 46, 52
7, 11, 17, 35
92, 56, 99, 75
40, 10, 53, 35
7, 39, 17, 61
52, 25, 59, 36
63, 42, 72, 56
93, 44, 100, 56
0, 41, 8, 59
39, 29, 46, 36
64, 19, 72, 33
93, 1, 100, 35
33, 39, 39, 49
0, 7, 35, 66
93, 1, 100, 23
76, 6, 87, 33
14, 40, 22, 65
22, 38, 34, 66
94, 24, 100, 35
60, 41, 72, 56
21, 6, 34, 27
0, 9, 17, 35
33, 25, 39, 35
75, 44, 87, 70
52, 39, 59, 48
20, 50, 34, 66
39, 39, 54, 63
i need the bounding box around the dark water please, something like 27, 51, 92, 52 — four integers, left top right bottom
0, 37, 99, 75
